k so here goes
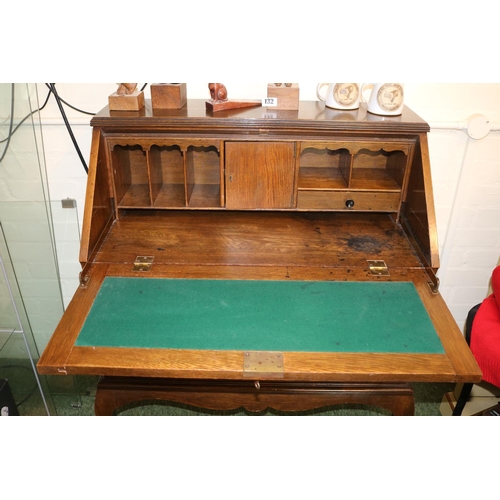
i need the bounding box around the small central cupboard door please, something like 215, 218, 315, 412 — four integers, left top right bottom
225, 142, 296, 209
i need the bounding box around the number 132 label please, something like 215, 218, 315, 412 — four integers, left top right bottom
263, 98, 278, 107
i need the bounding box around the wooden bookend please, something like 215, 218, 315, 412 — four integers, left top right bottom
151, 83, 187, 109
205, 100, 262, 112
206, 83, 261, 113
108, 90, 145, 111
267, 83, 300, 110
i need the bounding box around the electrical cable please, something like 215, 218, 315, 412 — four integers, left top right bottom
43, 83, 95, 116
48, 83, 89, 173
2, 83, 149, 172
46, 83, 147, 174
0, 85, 52, 146
0, 84, 15, 163
1, 84, 94, 172
41, 83, 147, 114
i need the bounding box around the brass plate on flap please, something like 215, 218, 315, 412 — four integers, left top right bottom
367, 260, 390, 276
243, 351, 284, 378
133, 256, 154, 272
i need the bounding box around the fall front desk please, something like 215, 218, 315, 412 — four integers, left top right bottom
37, 100, 481, 415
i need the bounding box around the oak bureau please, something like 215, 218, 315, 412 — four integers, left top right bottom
37, 99, 481, 415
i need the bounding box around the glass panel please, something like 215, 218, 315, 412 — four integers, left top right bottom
0, 83, 81, 413
0, 224, 55, 415
50, 199, 81, 309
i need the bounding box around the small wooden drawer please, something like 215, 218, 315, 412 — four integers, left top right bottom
297, 190, 401, 211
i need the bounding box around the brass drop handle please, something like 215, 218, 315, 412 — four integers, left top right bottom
254, 381, 261, 390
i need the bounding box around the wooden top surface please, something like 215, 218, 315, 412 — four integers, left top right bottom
90, 100, 430, 134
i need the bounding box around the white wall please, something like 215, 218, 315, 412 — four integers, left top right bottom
36, 83, 500, 332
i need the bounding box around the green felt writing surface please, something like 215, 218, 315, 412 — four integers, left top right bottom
75, 278, 444, 354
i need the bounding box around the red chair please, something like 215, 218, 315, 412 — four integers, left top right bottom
453, 266, 500, 415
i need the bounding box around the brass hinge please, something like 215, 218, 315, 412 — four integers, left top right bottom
133, 256, 154, 272
427, 276, 440, 294
368, 260, 390, 276
243, 351, 284, 378
79, 273, 90, 288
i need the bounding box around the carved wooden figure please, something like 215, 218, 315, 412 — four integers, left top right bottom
116, 83, 138, 95
208, 83, 228, 102
206, 83, 261, 112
